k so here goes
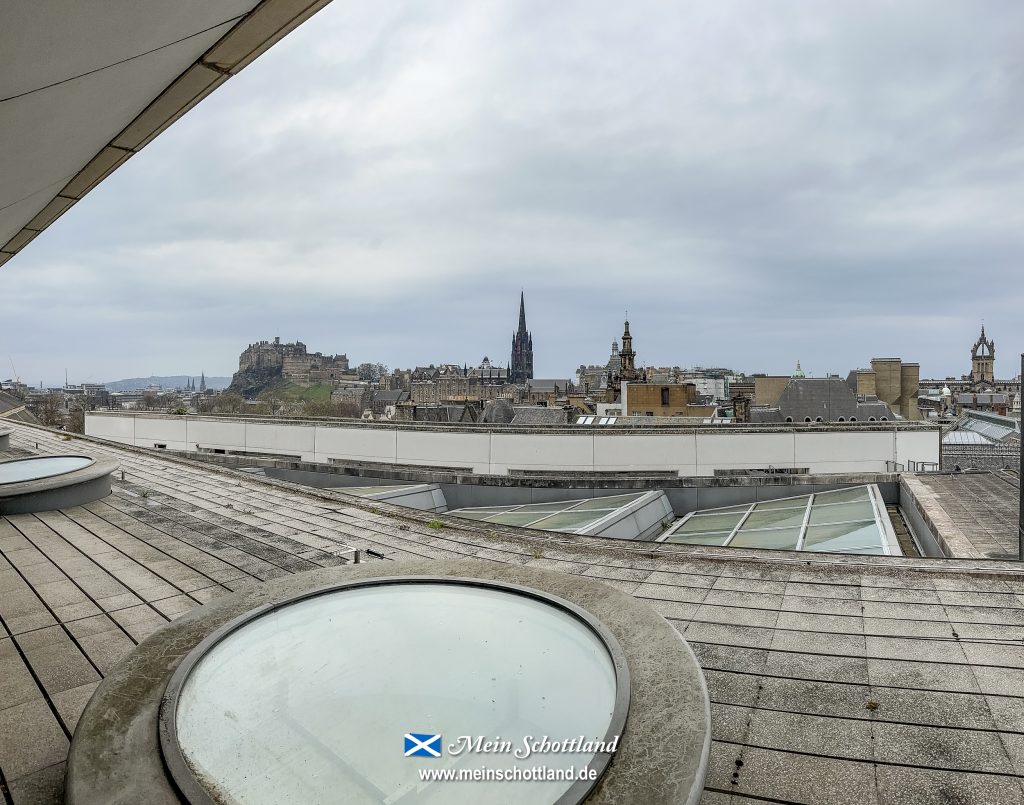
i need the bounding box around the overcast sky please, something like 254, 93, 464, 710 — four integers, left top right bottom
2, 0, 1023, 385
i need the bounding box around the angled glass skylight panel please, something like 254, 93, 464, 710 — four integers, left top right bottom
812, 487, 870, 504
677, 512, 747, 533
730, 527, 802, 550
485, 511, 550, 527
663, 532, 731, 546
529, 510, 612, 530
571, 493, 646, 510
740, 507, 807, 530
808, 500, 876, 525
753, 497, 810, 511
803, 521, 883, 552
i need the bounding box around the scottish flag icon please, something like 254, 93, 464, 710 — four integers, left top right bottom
404, 733, 442, 758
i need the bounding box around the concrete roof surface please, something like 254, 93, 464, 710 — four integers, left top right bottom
910, 472, 1022, 561
1, 421, 1024, 804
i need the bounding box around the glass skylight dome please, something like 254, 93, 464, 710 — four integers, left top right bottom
0, 455, 93, 484
161, 579, 628, 805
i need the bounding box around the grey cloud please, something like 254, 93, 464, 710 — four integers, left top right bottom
2, 0, 1022, 383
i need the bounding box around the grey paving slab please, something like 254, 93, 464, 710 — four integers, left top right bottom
703, 670, 761, 709
874, 763, 1024, 805
873, 720, 1015, 774
689, 642, 770, 675
0, 699, 69, 779
709, 703, 752, 744
986, 695, 1024, 733
107, 605, 168, 642
634, 581, 712, 605
961, 641, 1024, 669
756, 676, 872, 720
19, 637, 99, 697
723, 744, 879, 804
866, 687, 997, 730
7, 761, 65, 805
973, 665, 1024, 697
867, 657, 981, 693
865, 635, 969, 664
0, 637, 41, 713
770, 629, 866, 657
684, 621, 775, 650
73, 627, 136, 676
763, 651, 870, 685
776, 610, 864, 634
693, 603, 780, 629
710, 576, 789, 596
50, 682, 99, 734
781, 594, 864, 617
746, 708, 873, 759
862, 616, 954, 639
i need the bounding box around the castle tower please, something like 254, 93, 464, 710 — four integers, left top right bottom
510, 291, 534, 384
970, 325, 995, 384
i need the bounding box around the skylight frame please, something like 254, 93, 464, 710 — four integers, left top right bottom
158, 576, 632, 805
659, 485, 899, 556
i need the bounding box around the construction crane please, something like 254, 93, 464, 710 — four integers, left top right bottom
8, 356, 19, 384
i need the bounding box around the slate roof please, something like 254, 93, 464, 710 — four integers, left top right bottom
413, 404, 477, 423
481, 399, 515, 424
372, 390, 409, 404
510, 406, 570, 425
0, 391, 39, 424
749, 407, 785, 424
2, 420, 1024, 804
527, 379, 573, 393
776, 378, 895, 422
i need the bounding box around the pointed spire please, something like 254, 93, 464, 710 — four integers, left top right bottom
511, 290, 533, 383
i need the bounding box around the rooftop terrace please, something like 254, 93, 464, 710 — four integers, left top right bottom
2, 420, 1024, 803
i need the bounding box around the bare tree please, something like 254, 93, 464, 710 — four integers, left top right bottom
36, 394, 65, 428
211, 392, 244, 414
302, 399, 362, 418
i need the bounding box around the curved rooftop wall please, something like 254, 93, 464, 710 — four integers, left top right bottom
86, 412, 940, 478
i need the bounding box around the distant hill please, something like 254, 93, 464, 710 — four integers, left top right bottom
103, 375, 231, 392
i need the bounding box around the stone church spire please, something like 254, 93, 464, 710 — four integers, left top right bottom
510, 291, 534, 384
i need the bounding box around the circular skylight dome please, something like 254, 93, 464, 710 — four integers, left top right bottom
161, 579, 628, 805
0, 455, 93, 484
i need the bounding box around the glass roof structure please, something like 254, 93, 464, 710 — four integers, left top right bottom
942, 431, 993, 446
960, 416, 1018, 443
450, 492, 653, 534
659, 485, 901, 556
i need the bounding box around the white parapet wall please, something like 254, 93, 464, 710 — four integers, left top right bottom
86, 413, 941, 477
